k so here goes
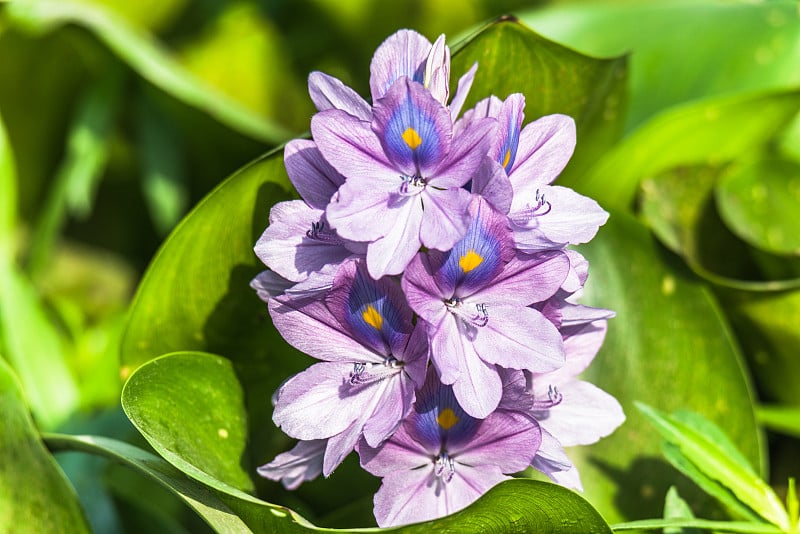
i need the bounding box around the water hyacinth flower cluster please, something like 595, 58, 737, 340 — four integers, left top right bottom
252, 29, 625, 527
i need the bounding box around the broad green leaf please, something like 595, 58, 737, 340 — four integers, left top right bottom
0, 358, 89, 533
573, 212, 763, 523
757, 406, 800, 439
26, 70, 123, 276
43, 433, 295, 534
715, 158, 800, 256
663, 486, 701, 534
521, 1, 800, 131
6, 0, 293, 144
640, 163, 800, 291
580, 89, 800, 212
119, 147, 294, 370
637, 404, 788, 531
122, 351, 254, 493
720, 288, 800, 405
450, 17, 628, 184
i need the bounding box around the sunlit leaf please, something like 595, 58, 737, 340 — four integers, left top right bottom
715, 158, 800, 256
6, 0, 293, 143
572, 212, 763, 523
580, 89, 800, 212
611, 518, 782, 533
637, 404, 788, 531
663, 486, 701, 534
44, 433, 284, 533
757, 405, 800, 439
451, 17, 628, 184
122, 351, 254, 493
0, 358, 89, 533
521, 1, 800, 131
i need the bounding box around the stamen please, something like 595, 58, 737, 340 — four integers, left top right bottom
509, 188, 553, 226
434, 452, 456, 483
398, 174, 427, 196
444, 298, 489, 328
346, 357, 402, 386
305, 220, 344, 244
532, 384, 563, 410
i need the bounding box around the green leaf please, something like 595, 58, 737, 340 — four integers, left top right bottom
757, 406, 800, 439
122, 351, 254, 493
0, 108, 15, 255
637, 404, 788, 531
663, 486, 701, 534
0, 358, 89, 533
720, 288, 800, 405
0, 260, 80, 429
573, 212, 763, 523
661, 443, 761, 523
640, 163, 800, 291
580, 89, 800, 212
43, 433, 298, 534
450, 17, 628, 184
6, 0, 293, 144
715, 157, 800, 256
521, 1, 800, 131
611, 518, 782, 533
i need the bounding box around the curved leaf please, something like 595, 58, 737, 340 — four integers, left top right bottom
450, 17, 628, 184
122, 351, 254, 493
0, 109, 15, 251
715, 158, 800, 256
581, 89, 800, 212
6, 0, 293, 143
0, 358, 89, 533
573, 212, 763, 523
521, 1, 800, 131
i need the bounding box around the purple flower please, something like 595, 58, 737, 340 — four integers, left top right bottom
500, 319, 624, 490
269, 259, 428, 474
314, 77, 495, 278
358, 368, 541, 527
402, 197, 569, 418
460, 94, 609, 250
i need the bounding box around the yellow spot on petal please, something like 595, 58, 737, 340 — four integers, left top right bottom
437, 408, 459, 430
502, 149, 511, 169
402, 127, 422, 150
218, 428, 229, 439
459, 249, 484, 273
362, 305, 383, 330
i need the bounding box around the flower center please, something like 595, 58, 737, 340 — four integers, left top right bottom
399, 174, 427, 196
305, 220, 345, 245
444, 298, 489, 328
347, 356, 403, 387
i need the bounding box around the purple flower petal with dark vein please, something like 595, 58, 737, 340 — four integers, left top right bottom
284, 139, 346, 210
315, 78, 495, 277
402, 197, 568, 417
269, 260, 427, 474
308, 72, 371, 120
358, 368, 541, 527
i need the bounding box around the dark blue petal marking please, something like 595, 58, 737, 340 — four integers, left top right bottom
344, 268, 406, 353
384, 94, 443, 172
412, 375, 479, 452
440, 207, 504, 294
